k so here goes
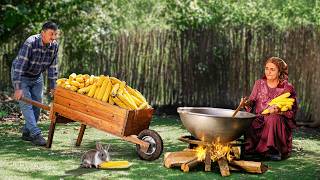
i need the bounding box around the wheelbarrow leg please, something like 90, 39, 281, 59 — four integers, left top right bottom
76, 124, 86, 146
46, 117, 56, 148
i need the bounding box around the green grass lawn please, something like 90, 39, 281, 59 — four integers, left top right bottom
0, 116, 319, 180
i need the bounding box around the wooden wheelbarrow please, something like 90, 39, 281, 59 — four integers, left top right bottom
21, 87, 163, 161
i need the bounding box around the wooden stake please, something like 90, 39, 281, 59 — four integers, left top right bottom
218, 157, 230, 176
204, 146, 211, 171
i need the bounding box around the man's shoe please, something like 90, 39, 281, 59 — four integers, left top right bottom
31, 134, 47, 146
21, 132, 32, 141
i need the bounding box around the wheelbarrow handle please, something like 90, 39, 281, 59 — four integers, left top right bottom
20, 97, 50, 111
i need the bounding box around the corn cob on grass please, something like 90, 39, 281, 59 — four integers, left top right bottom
56, 73, 151, 110
261, 92, 295, 115
98, 161, 131, 169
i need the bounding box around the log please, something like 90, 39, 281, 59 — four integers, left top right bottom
217, 157, 230, 177
228, 165, 241, 171
229, 160, 268, 173
181, 157, 201, 172
163, 151, 197, 168
231, 146, 241, 159
204, 146, 211, 171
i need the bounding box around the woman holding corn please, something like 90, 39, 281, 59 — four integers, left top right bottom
241, 57, 298, 161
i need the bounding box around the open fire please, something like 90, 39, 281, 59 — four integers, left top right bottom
164, 136, 268, 177
194, 138, 235, 162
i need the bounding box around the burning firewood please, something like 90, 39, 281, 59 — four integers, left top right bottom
164, 150, 198, 168
181, 157, 201, 172
218, 157, 230, 176
164, 136, 268, 176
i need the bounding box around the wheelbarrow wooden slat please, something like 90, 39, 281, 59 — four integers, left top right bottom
53, 103, 121, 135
53, 94, 124, 127
54, 95, 125, 133
54, 87, 127, 118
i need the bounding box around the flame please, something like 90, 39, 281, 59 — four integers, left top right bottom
210, 138, 233, 162
194, 138, 235, 162
195, 145, 206, 160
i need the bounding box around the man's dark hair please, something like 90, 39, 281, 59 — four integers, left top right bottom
42, 21, 58, 31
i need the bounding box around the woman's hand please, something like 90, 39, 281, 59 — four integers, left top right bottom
268, 105, 280, 114
240, 97, 250, 108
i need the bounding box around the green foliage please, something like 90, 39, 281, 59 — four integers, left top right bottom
164, 0, 320, 30
1, 0, 319, 44
0, 110, 8, 119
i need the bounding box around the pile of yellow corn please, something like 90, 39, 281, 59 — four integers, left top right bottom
261, 92, 295, 115
56, 73, 150, 110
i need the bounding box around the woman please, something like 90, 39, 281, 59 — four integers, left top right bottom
242, 57, 297, 161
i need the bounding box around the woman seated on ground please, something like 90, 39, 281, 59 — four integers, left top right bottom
242, 57, 298, 161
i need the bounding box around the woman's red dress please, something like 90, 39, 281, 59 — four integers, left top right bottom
245, 79, 297, 157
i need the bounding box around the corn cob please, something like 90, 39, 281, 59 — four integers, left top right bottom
118, 81, 126, 94
87, 84, 97, 97
111, 83, 120, 97
76, 77, 84, 83
117, 94, 138, 110
97, 79, 108, 100
94, 86, 101, 99
77, 85, 92, 94
124, 90, 138, 106
102, 80, 112, 102
134, 89, 147, 102
138, 102, 148, 110
89, 75, 95, 85
85, 79, 90, 87
96, 75, 105, 87
125, 85, 146, 103
70, 85, 78, 92
269, 92, 291, 103
108, 96, 115, 105
70, 80, 80, 88
129, 93, 143, 106
112, 97, 128, 109
69, 73, 77, 80
98, 161, 130, 169
281, 106, 289, 112
110, 77, 122, 85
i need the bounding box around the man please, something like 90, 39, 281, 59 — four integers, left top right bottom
11, 21, 59, 146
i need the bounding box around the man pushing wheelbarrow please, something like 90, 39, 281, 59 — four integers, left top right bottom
11, 21, 59, 146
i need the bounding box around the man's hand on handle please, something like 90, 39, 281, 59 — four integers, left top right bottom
50, 89, 55, 97
14, 89, 23, 100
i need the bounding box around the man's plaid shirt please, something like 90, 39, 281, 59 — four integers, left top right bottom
12, 34, 59, 90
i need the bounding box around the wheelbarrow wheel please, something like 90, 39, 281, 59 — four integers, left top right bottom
136, 129, 163, 161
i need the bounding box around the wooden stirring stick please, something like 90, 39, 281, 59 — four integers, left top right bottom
232, 97, 248, 118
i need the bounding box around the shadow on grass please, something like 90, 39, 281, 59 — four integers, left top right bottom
293, 126, 320, 140
0, 116, 320, 179
62, 167, 100, 178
